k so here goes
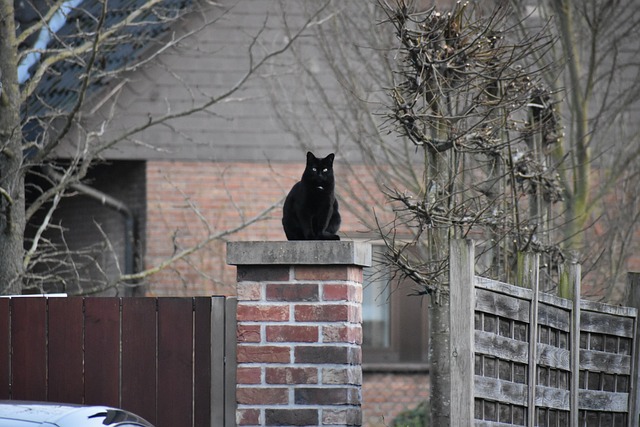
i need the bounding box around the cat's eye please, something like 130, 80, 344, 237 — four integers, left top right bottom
322, 168, 328, 173
312, 168, 317, 172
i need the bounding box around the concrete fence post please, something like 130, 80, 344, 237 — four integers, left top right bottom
227, 241, 371, 427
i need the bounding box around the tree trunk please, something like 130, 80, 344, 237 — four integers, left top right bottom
0, 0, 25, 294
553, 0, 591, 255
429, 288, 451, 425
427, 144, 452, 425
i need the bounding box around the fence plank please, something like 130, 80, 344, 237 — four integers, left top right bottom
537, 344, 570, 371
476, 422, 524, 427
579, 350, 631, 375
475, 376, 528, 406
194, 297, 211, 427
521, 253, 540, 427
450, 239, 475, 426
535, 385, 570, 411
158, 298, 193, 427
475, 330, 528, 364
476, 288, 530, 322
568, 262, 581, 427
48, 297, 84, 403
476, 276, 533, 299
211, 297, 225, 427
581, 310, 634, 338
538, 303, 571, 332
84, 298, 121, 407
0, 299, 9, 399
122, 298, 157, 424
11, 298, 47, 401
578, 390, 629, 412
581, 298, 637, 317
539, 291, 573, 310
224, 297, 237, 427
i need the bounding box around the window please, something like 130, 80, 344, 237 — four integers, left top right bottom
362, 245, 429, 367
362, 268, 391, 348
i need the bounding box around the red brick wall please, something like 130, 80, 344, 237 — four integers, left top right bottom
230, 244, 365, 427
145, 160, 383, 296
362, 372, 430, 427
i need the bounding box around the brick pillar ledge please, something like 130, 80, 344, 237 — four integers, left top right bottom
227, 241, 371, 427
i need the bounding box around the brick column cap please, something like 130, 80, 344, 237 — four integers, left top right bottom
227, 241, 372, 267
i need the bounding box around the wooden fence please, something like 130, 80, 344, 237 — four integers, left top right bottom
449, 239, 640, 427
0, 296, 237, 427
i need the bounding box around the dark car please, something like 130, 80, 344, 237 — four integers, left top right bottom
0, 401, 154, 427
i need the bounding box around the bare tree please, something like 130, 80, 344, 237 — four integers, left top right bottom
271, 0, 640, 302
377, 4, 565, 424
269, 4, 564, 423
271, 1, 563, 276
509, 0, 640, 299
0, 0, 328, 295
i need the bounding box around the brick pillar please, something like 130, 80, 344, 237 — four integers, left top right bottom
227, 241, 371, 427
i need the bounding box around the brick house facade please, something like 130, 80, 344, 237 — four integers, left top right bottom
145, 160, 377, 295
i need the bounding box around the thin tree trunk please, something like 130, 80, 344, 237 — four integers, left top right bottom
0, 0, 25, 294
427, 143, 452, 425
553, 0, 591, 253
429, 287, 451, 425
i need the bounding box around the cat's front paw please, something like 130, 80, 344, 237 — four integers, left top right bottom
323, 233, 340, 241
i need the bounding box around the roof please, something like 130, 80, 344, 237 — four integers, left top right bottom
17, 0, 352, 163
16, 0, 193, 119
16, 0, 391, 164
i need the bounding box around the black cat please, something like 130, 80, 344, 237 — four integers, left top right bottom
282, 152, 341, 240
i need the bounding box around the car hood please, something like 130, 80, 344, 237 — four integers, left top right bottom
0, 401, 150, 426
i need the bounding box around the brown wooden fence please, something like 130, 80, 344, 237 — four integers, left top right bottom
448, 239, 640, 427
0, 296, 237, 427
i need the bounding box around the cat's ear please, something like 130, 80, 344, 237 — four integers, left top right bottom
326, 153, 335, 164
306, 151, 316, 162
